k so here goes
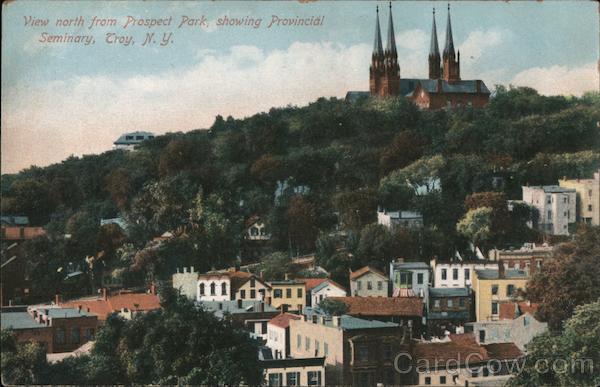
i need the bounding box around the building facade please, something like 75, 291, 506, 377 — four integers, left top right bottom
472, 267, 529, 322
559, 170, 600, 226
428, 287, 473, 336
377, 208, 424, 230
522, 185, 576, 235
267, 313, 301, 359
389, 260, 430, 306
488, 244, 554, 275
259, 351, 326, 387
270, 280, 306, 312
349, 266, 389, 297
430, 257, 498, 288
311, 280, 347, 308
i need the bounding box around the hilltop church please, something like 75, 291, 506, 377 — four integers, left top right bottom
346, 3, 490, 109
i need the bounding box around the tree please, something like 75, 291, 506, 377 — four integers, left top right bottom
318, 298, 348, 316
1, 331, 48, 385
260, 252, 298, 281
456, 207, 494, 248
286, 196, 319, 255
333, 188, 377, 231
508, 300, 600, 387
355, 224, 394, 271
379, 130, 426, 175
104, 168, 133, 209
524, 226, 600, 331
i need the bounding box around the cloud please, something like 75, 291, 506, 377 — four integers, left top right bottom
511, 62, 598, 96
458, 29, 508, 79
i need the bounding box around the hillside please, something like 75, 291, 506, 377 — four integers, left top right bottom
2, 86, 600, 300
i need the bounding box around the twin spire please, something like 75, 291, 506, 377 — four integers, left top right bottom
430, 4, 456, 58
443, 3, 455, 58
372, 3, 397, 56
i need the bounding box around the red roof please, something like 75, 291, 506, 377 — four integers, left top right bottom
61, 292, 161, 321
349, 266, 386, 281
298, 278, 328, 291
499, 301, 540, 320
329, 296, 423, 317
483, 343, 523, 361
269, 313, 301, 329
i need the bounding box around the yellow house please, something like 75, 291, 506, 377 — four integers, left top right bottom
472, 266, 529, 322
269, 280, 306, 312
559, 170, 600, 226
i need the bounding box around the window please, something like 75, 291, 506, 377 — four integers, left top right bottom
434, 299, 440, 308
221, 283, 227, 295
383, 344, 392, 361
286, 372, 300, 386
440, 375, 447, 384
268, 373, 282, 387
357, 345, 369, 362
546, 195, 551, 204
70, 328, 80, 344
491, 285, 499, 295
274, 289, 282, 298
367, 281, 373, 290
452, 268, 459, 280
507, 284, 515, 296
425, 376, 431, 385
459, 298, 465, 307
240, 290, 246, 299
199, 283, 205, 295
83, 328, 94, 341
492, 301, 499, 315
547, 210, 552, 219
55, 327, 66, 344
417, 273, 424, 284
307, 371, 322, 386
588, 205, 593, 212
315, 340, 320, 355
305, 336, 310, 351
250, 227, 259, 236
447, 299, 454, 308
563, 197, 567, 204
441, 269, 447, 280
324, 342, 330, 357
377, 281, 383, 290
464, 268, 470, 280
135, 135, 144, 140
262, 321, 268, 334
297, 288, 303, 298
250, 289, 256, 299
589, 189, 593, 197
250, 278, 256, 287
479, 330, 486, 343
126, 135, 133, 140
210, 282, 216, 296
357, 281, 362, 290
286, 288, 292, 298
297, 334, 301, 349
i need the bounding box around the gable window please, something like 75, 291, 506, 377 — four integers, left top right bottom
250, 278, 256, 287
251, 289, 256, 299
367, 281, 373, 290
357, 281, 362, 290
377, 281, 383, 290
240, 289, 246, 299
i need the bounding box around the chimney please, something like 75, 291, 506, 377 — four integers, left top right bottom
176, 267, 180, 274
332, 316, 341, 327
498, 260, 505, 279
237, 299, 243, 309
55, 294, 62, 305
183, 267, 188, 274
284, 273, 290, 280
190, 266, 194, 273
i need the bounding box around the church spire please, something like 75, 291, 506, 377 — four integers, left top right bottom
443, 3, 455, 57
385, 2, 397, 54
428, 8, 441, 79
373, 6, 383, 56
430, 8, 440, 57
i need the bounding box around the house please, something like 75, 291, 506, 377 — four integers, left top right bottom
242, 215, 271, 262
290, 313, 409, 385
427, 287, 473, 337
177, 268, 270, 303
430, 257, 498, 288
1, 305, 98, 354
269, 280, 306, 312
113, 131, 155, 150
1, 224, 47, 305
310, 280, 347, 308
266, 312, 301, 359
488, 243, 554, 274
259, 347, 326, 386
471, 265, 529, 322
59, 288, 160, 323
522, 185, 576, 235
389, 259, 430, 307
377, 208, 423, 230
559, 169, 600, 225
172, 266, 199, 300
198, 299, 279, 341
234, 274, 272, 303
349, 266, 388, 297
411, 333, 523, 386
465, 301, 547, 351
328, 296, 423, 332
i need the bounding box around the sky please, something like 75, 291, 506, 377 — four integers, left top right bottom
2, 0, 598, 174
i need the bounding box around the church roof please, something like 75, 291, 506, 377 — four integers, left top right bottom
385, 2, 397, 54
403, 78, 490, 95
373, 6, 383, 56
429, 9, 440, 57
443, 4, 455, 57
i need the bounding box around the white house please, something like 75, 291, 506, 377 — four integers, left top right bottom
113, 131, 155, 150
197, 273, 231, 302
311, 280, 347, 307
430, 257, 498, 288
267, 313, 301, 359
172, 266, 198, 299
522, 185, 576, 235
377, 207, 423, 230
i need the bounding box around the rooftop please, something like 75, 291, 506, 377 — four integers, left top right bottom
474, 269, 529, 280
60, 291, 161, 320
297, 278, 328, 292
349, 266, 386, 281
0, 216, 29, 226
329, 296, 423, 317
269, 313, 301, 329
1, 311, 47, 330
429, 287, 471, 298
311, 279, 346, 293
526, 185, 576, 194
197, 300, 278, 318
114, 131, 155, 145
391, 261, 430, 270
499, 301, 540, 320
338, 314, 400, 330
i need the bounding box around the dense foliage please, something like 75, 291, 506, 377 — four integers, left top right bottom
2, 87, 599, 299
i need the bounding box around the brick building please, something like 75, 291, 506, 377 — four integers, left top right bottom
346, 4, 490, 109
427, 287, 473, 336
